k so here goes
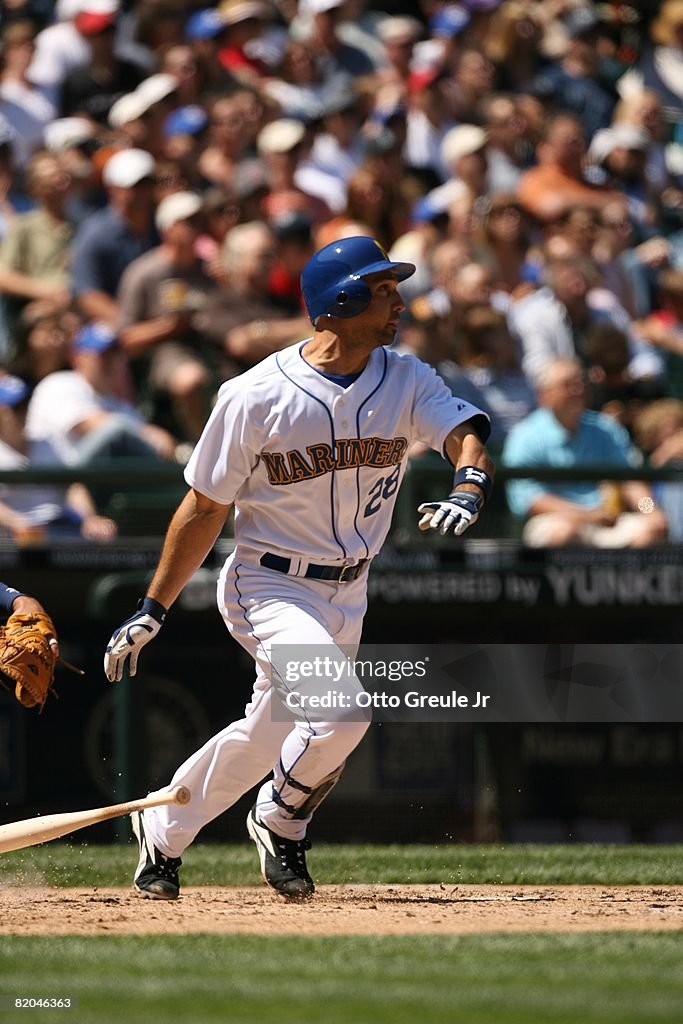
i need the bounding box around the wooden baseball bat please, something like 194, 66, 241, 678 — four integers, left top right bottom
0, 786, 191, 855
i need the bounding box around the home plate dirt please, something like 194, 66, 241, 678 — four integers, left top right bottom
2, 885, 683, 935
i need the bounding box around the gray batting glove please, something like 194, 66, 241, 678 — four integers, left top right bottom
104, 597, 167, 682
417, 490, 483, 536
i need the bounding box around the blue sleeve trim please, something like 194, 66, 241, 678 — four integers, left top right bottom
0, 583, 24, 614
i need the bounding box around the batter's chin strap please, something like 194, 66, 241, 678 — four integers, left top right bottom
271, 760, 346, 820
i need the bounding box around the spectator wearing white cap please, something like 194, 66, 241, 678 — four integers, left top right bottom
587, 124, 656, 230
0, 370, 118, 543
71, 147, 158, 327
107, 91, 150, 147
257, 117, 333, 224
441, 123, 489, 201
375, 15, 423, 86
43, 115, 95, 155
0, 20, 57, 170
106, 73, 178, 158
613, 88, 673, 196
116, 191, 219, 441
43, 116, 104, 228
59, 14, 145, 125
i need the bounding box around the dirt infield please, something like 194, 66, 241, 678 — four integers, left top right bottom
2, 885, 683, 935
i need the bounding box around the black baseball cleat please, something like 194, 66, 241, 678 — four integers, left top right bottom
247, 806, 315, 899
131, 810, 182, 900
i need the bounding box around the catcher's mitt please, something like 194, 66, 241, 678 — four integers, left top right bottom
0, 612, 57, 711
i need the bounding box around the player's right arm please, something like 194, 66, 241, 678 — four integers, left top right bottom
147, 489, 231, 610
104, 489, 231, 682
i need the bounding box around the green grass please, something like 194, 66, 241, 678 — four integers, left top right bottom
1, 933, 683, 1024
1, 842, 683, 887
3, 846, 683, 1023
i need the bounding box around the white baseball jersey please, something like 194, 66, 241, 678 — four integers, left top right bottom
185, 341, 489, 563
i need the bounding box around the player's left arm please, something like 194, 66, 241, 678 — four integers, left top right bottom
417, 422, 495, 536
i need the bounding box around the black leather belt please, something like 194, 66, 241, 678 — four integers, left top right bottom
260, 552, 369, 582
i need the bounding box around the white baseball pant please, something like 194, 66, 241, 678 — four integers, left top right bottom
143, 551, 371, 857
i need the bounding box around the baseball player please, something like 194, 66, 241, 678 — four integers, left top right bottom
104, 236, 494, 900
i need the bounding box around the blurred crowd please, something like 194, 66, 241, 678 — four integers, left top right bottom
0, 0, 683, 545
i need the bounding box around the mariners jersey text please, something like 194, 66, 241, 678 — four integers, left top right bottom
261, 436, 409, 486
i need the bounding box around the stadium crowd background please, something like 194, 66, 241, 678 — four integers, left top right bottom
0, 0, 682, 544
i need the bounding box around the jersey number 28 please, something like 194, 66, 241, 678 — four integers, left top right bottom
363, 465, 400, 517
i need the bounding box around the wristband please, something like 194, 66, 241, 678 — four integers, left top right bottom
451, 466, 493, 504
137, 596, 168, 624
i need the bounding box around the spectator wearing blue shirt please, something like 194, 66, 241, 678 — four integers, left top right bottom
71, 148, 159, 327
528, 8, 616, 143
502, 358, 667, 547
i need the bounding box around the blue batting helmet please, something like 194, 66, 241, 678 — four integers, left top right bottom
300, 236, 415, 324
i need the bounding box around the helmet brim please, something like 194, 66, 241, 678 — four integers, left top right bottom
356, 259, 416, 283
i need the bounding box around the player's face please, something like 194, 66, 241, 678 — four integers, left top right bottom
352, 273, 405, 348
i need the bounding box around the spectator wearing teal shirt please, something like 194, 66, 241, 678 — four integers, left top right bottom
502, 358, 667, 548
